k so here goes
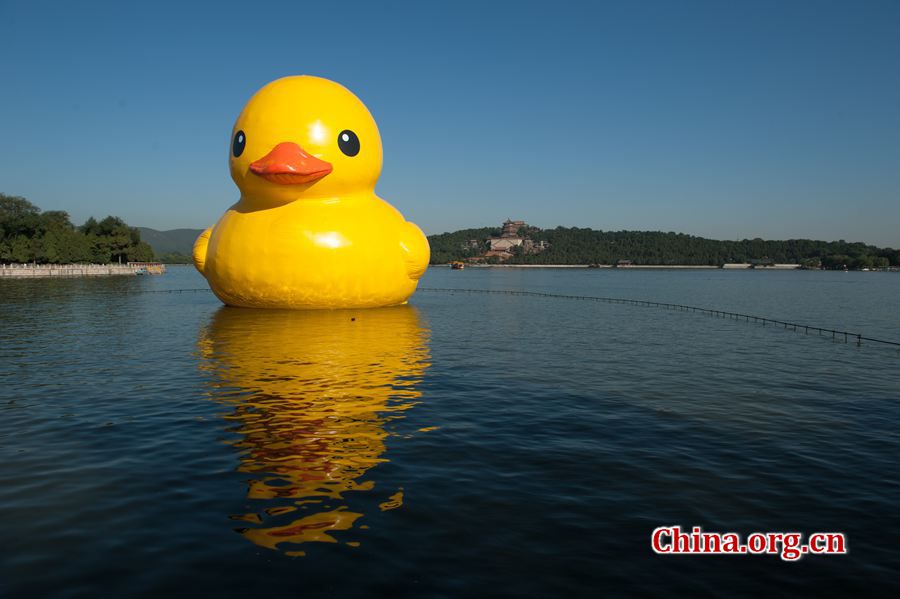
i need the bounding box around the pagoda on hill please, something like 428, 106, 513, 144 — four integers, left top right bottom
500, 218, 526, 238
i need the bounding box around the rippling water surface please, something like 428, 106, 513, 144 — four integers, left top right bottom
1, 267, 898, 596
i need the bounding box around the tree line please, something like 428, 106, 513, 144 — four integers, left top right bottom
428, 226, 899, 269
0, 193, 154, 264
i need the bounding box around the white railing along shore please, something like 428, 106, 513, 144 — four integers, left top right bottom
0, 263, 166, 277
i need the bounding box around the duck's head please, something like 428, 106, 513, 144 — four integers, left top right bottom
229, 76, 383, 206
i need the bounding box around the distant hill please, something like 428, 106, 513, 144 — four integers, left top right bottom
138, 227, 203, 260
428, 224, 900, 269
135, 224, 899, 270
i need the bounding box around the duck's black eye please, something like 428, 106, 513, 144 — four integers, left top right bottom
232, 130, 246, 158
337, 130, 360, 157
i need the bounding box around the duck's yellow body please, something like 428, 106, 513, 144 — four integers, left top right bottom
194, 76, 429, 309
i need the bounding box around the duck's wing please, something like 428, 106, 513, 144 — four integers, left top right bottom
399, 221, 430, 281
193, 226, 214, 275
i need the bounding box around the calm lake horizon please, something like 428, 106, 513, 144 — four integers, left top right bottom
1, 266, 898, 597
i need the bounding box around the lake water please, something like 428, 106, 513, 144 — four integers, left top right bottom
1, 266, 898, 596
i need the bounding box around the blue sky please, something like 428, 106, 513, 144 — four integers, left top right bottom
1, 0, 898, 247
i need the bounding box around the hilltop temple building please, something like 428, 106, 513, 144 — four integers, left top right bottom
469, 219, 548, 261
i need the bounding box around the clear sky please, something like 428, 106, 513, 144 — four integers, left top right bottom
1, 0, 898, 247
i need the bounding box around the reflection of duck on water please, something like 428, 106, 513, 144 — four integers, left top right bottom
197, 306, 430, 553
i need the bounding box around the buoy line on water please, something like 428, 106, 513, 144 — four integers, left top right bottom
416, 287, 900, 350
39, 285, 900, 350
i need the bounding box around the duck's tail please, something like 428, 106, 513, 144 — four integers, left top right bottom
193, 226, 214, 275
400, 221, 430, 280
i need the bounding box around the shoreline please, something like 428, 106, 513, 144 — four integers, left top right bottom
436, 263, 803, 270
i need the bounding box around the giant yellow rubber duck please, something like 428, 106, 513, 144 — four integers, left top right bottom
193, 76, 430, 309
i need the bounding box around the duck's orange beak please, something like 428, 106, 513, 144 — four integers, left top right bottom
249, 142, 332, 185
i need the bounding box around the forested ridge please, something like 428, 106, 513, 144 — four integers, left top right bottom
137, 228, 203, 263
6, 192, 896, 270
0, 194, 154, 264
428, 226, 899, 269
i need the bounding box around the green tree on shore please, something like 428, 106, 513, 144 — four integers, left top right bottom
0, 193, 154, 264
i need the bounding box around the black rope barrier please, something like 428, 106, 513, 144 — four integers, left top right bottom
417, 287, 900, 349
